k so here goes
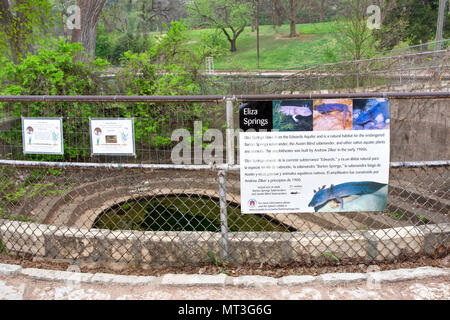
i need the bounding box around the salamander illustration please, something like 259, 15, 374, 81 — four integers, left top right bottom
315, 103, 351, 128
354, 101, 389, 128
308, 181, 387, 211
279, 105, 312, 123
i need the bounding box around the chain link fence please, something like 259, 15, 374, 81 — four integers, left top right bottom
212, 49, 450, 95
0, 93, 448, 267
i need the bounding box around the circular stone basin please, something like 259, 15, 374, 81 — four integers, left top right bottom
92, 195, 297, 232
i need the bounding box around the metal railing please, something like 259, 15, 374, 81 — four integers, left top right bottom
214, 49, 450, 94
0, 92, 448, 266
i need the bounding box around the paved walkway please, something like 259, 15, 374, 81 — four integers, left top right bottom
0, 264, 449, 300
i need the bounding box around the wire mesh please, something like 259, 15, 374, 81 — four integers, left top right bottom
213, 49, 450, 95
0, 93, 448, 267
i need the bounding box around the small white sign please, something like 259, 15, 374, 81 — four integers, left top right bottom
89, 118, 135, 156
22, 117, 64, 155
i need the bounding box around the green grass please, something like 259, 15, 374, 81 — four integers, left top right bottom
323, 251, 340, 262
101, 19, 446, 71
183, 21, 343, 70
116, 20, 438, 71
387, 211, 404, 220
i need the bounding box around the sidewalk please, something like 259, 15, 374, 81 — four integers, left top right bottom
0, 263, 449, 300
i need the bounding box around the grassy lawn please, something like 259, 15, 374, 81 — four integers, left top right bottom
110, 20, 438, 71
184, 21, 342, 70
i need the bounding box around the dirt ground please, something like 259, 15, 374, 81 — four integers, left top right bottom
1, 253, 448, 278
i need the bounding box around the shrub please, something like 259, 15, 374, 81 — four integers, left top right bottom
116, 21, 226, 146
0, 40, 109, 160
0, 40, 108, 96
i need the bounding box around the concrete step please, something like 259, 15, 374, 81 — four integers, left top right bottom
388, 195, 449, 224
267, 214, 330, 232
336, 211, 413, 229
62, 188, 129, 226
390, 181, 450, 212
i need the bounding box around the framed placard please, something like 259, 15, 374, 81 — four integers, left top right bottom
22, 117, 64, 155
239, 98, 390, 214
89, 118, 135, 156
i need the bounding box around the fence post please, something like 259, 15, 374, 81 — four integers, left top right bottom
218, 170, 229, 261
357, 62, 360, 88
226, 97, 235, 165
218, 96, 235, 261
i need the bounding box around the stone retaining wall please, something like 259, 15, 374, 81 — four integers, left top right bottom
1, 219, 448, 266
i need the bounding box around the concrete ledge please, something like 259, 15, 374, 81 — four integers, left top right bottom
277, 275, 316, 286
1, 265, 448, 288
1, 219, 449, 266
20, 268, 94, 283
227, 275, 279, 288
367, 267, 450, 283
90, 273, 155, 286
318, 273, 367, 284
0, 263, 22, 276
160, 274, 227, 287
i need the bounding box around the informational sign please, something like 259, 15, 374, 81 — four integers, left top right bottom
22, 117, 64, 155
89, 118, 135, 156
239, 99, 390, 213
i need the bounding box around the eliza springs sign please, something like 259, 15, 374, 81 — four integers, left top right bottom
239, 98, 390, 214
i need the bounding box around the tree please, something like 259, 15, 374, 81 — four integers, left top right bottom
276, 0, 307, 37
0, 0, 52, 64
271, 0, 284, 27
188, 0, 252, 52
71, 0, 107, 61
99, 0, 129, 34
313, 0, 329, 22
135, 0, 186, 34
376, 0, 448, 51
336, 0, 377, 61
117, 21, 223, 150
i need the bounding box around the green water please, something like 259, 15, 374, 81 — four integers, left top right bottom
93, 195, 293, 232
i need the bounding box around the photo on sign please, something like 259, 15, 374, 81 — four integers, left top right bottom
313, 99, 353, 131
273, 100, 313, 132
308, 180, 388, 212
353, 99, 390, 130
105, 135, 117, 144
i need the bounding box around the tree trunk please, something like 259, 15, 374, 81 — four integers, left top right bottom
230, 39, 237, 52
272, 0, 284, 27
0, 0, 30, 63
71, 0, 107, 62
289, 18, 296, 37
319, 0, 325, 22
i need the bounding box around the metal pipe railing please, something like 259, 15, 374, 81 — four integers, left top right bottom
0, 160, 447, 170
0, 91, 449, 103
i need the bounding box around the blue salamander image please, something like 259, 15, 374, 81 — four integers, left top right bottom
315, 103, 351, 128
308, 181, 388, 212
353, 99, 390, 130
313, 99, 353, 130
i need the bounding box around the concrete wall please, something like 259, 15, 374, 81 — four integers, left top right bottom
1, 219, 448, 266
